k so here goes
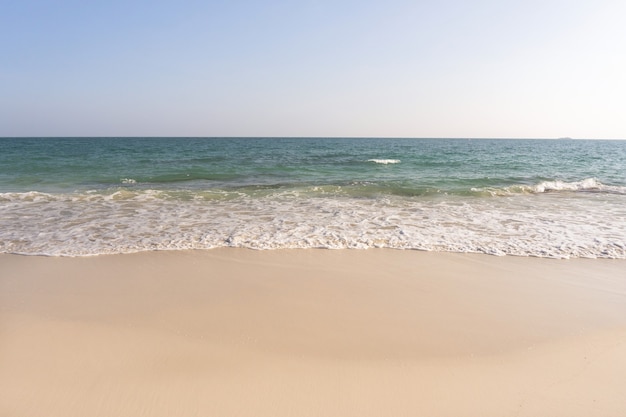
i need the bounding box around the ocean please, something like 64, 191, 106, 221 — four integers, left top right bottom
1, 137, 625, 258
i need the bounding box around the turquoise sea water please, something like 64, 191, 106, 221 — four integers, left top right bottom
1, 137, 625, 258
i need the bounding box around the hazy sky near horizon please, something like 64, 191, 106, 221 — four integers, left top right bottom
1, 0, 625, 138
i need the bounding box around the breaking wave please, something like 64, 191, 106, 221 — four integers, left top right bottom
473, 178, 626, 196
367, 159, 400, 165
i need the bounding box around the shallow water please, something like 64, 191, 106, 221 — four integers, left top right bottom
1, 137, 625, 257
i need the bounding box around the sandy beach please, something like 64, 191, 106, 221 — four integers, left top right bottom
1, 249, 626, 416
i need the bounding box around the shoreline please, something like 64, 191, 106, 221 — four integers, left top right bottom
2, 249, 626, 416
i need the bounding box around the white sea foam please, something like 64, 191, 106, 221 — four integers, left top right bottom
367, 159, 400, 164
121, 178, 137, 184
472, 178, 626, 196
1, 189, 625, 258
531, 178, 602, 193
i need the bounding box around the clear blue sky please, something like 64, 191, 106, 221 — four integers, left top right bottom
1, 0, 624, 138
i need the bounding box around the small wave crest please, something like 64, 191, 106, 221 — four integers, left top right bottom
473, 178, 626, 196
367, 159, 400, 165
0, 190, 55, 203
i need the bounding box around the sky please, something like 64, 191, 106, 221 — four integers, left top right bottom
1, 0, 625, 138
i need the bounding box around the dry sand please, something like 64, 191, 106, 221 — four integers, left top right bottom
1, 249, 626, 416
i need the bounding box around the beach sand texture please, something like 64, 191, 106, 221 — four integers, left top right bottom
2, 249, 626, 416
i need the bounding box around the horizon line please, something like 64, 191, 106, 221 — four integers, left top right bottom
2, 136, 625, 140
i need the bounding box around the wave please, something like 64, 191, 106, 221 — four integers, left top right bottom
3, 177, 624, 205
367, 159, 400, 165
472, 178, 626, 196
0, 189, 247, 203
